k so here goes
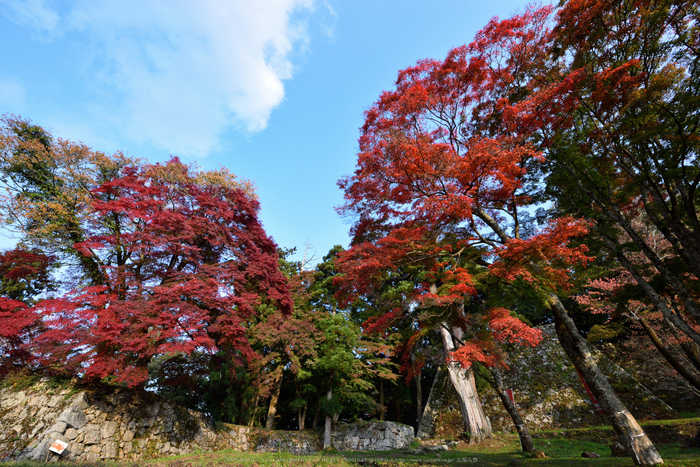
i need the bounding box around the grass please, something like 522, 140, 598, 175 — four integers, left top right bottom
2, 421, 699, 467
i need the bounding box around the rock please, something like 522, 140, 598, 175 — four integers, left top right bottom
57, 406, 88, 430
83, 426, 100, 445
30, 422, 46, 437
64, 429, 78, 441
122, 441, 133, 453
47, 396, 63, 408
610, 442, 628, 457
146, 402, 160, 417
72, 392, 90, 410
582, 452, 601, 458
50, 421, 67, 434
100, 420, 118, 439
102, 440, 118, 458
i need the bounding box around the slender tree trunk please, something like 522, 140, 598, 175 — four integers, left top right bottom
416, 365, 448, 439
664, 314, 700, 372
248, 394, 259, 427
637, 316, 700, 392
379, 379, 385, 420
550, 295, 663, 465
680, 342, 700, 374
324, 388, 333, 449
265, 372, 283, 429
298, 394, 309, 431
415, 356, 423, 429
487, 367, 535, 452
312, 404, 321, 429
440, 323, 492, 443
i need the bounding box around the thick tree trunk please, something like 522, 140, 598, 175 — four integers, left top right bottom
394, 395, 402, 423
637, 316, 700, 392
550, 295, 663, 465
488, 367, 535, 452
440, 323, 492, 443
265, 372, 283, 429
323, 388, 332, 449
416, 365, 448, 439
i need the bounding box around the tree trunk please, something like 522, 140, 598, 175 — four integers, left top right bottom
415, 356, 423, 429
550, 295, 663, 465
664, 314, 700, 372
394, 394, 402, 423
248, 394, 259, 427
312, 404, 321, 429
440, 323, 492, 443
265, 372, 283, 429
488, 367, 535, 452
298, 406, 305, 431
379, 379, 385, 420
637, 316, 700, 392
416, 365, 448, 439
323, 388, 332, 449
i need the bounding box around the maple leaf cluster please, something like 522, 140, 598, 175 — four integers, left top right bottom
335, 5, 588, 370
0, 150, 291, 388
0, 248, 55, 376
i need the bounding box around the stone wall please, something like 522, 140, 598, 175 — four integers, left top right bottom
331, 421, 415, 451
0, 379, 414, 462
479, 324, 675, 432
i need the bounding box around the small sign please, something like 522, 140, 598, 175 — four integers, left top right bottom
49, 440, 68, 455
575, 369, 605, 414
505, 389, 515, 405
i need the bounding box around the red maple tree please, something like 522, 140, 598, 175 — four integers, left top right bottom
336, 5, 589, 370
34, 158, 291, 387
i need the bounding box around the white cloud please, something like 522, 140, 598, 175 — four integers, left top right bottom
320, 0, 337, 38
1, 0, 315, 157
0, 0, 60, 33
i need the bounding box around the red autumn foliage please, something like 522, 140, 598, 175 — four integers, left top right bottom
0, 248, 55, 375
33, 158, 291, 387
335, 5, 597, 369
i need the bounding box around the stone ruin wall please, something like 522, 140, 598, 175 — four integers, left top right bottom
331, 421, 414, 451
0, 380, 414, 462
480, 325, 678, 432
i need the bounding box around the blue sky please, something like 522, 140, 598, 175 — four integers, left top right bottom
0, 0, 532, 265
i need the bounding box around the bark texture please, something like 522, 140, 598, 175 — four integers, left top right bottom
550, 295, 663, 465
488, 367, 535, 452
440, 324, 492, 443
265, 373, 283, 429
323, 388, 332, 449
638, 316, 700, 392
